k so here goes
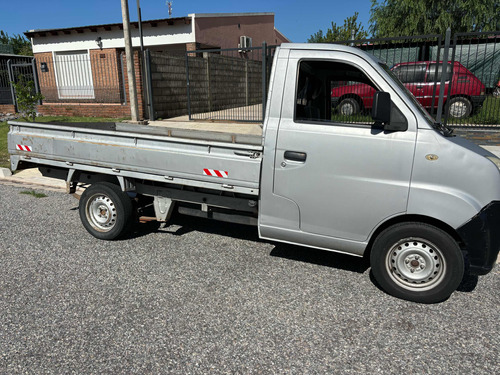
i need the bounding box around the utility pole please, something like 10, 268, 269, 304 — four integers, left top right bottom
121, 0, 139, 122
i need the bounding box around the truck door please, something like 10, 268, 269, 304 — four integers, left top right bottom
267, 50, 417, 246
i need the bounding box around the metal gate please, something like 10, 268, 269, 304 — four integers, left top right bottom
3, 57, 40, 110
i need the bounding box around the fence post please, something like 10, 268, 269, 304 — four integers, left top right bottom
206, 53, 212, 113
436, 28, 451, 124
120, 52, 127, 105
262, 41, 267, 122
442, 32, 459, 127
186, 51, 192, 121
7, 60, 16, 110
145, 50, 155, 121
245, 59, 249, 107
429, 35, 442, 117
31, 58, 42, 105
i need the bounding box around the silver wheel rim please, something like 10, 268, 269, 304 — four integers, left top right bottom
385, 237, 446, 291
340, 102, 354, 116
449, 101, 467, 118
86, 193, 117, 232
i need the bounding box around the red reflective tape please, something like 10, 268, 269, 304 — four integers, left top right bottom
16, 144, 32, 152
203, 169, 228, 178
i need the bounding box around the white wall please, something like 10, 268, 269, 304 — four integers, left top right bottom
32, 21, 195, 53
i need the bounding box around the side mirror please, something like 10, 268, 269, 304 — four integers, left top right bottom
372, 91, 391, 125
371, 91, 408, 131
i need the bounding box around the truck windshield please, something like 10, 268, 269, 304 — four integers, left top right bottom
379, 63, 437, 126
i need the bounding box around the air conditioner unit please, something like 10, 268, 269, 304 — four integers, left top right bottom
238, 36, 252, 52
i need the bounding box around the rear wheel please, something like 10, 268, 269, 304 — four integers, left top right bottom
370, 222, 464, 303
448, 97, 472, 119
338, 98, 360, 116
79, 182, 133, 240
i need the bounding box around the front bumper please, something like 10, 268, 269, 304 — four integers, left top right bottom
457, 201, 500, 275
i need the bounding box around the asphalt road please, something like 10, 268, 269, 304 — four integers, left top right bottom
0, 183, 499, 374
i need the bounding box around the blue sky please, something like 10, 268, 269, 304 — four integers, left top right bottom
0, 0, 374, 43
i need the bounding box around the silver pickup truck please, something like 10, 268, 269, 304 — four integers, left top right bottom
8, 43, 500, 303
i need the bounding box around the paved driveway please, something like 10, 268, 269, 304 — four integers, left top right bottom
0, 183, 499, 374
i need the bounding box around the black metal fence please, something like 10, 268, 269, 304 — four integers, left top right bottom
331, 31, 499, 128
179, 31, 498, 127
184, 43, 277, 122
445, 31, 500, 126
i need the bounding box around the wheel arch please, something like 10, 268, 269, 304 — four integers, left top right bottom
364, 214, 463, 260
38, 166, 122, 189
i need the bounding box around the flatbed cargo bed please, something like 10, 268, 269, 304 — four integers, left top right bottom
8, 121, 263, 195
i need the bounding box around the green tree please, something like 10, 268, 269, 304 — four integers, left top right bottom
308, 12, 369, 43
12, 77, 44, 122
369, 0, 500, 37
0, 30, 33, 56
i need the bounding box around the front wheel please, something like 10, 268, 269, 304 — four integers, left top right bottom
79, 182, 133, 240
370, 222, 464, 303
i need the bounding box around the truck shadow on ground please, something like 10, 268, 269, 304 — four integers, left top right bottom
270, 244, 370, 274
128, 213, 370, 274
123, 214, 480, 292
128, 213, 262, 242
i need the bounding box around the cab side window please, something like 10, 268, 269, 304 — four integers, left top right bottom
296, 60, 378, 125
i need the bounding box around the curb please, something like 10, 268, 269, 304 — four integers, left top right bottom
0, 167, 12, 178
0, 177, 66, 192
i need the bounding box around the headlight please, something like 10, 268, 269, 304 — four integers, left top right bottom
486, 156, 500, 170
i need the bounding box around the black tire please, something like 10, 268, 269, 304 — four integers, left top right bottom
370, 222, 464, 303
447, 97, 472, 119
338, 98, 360, 116
79, 182, 133, 240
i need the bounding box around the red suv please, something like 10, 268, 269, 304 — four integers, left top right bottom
331, 61, 486, 118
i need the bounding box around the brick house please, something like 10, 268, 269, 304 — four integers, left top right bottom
24, 12, 290, 119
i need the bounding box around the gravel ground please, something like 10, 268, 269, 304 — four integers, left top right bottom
0, 183, 499, 374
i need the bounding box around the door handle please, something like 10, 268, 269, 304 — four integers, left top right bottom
284, 151, 307, 162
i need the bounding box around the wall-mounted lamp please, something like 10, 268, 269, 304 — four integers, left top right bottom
95, 36, 103, 50
40, 62, 48, 73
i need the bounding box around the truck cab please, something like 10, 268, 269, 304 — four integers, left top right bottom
259, 44, 500, 302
